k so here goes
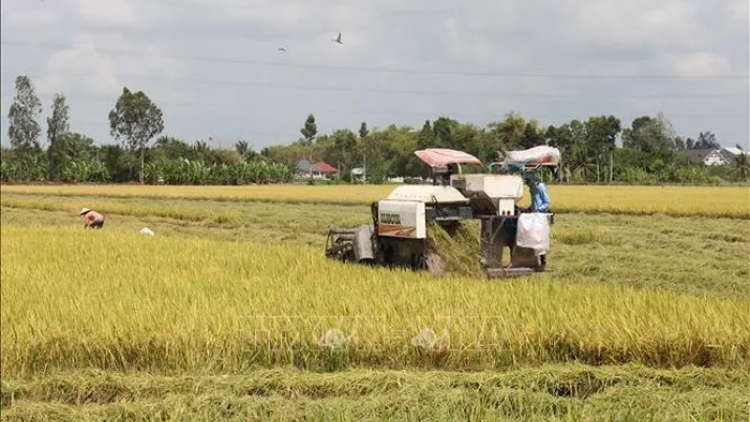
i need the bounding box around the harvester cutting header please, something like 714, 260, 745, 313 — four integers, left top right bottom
325, 146, 561, 279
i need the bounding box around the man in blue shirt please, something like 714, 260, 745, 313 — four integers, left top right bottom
524, 172, 550, 212
520, 172, 551, 269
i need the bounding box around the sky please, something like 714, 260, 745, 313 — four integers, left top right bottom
1, 0, 748, 151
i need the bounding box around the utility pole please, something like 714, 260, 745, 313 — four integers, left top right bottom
363, 153, 367, 182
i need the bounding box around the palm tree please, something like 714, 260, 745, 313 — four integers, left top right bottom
235, 140, 249, 162
734, 146, 749, 181
193, 140, 209, 163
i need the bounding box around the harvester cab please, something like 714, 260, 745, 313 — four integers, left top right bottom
325, 147, 560, 279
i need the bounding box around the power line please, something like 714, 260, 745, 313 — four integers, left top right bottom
2, 40, 749, 80
1, 93, 745, 122
0, 70, 743, 99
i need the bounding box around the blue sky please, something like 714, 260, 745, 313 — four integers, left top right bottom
1, 0, 748, 151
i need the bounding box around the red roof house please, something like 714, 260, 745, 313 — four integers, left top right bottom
314, 161, 338, 176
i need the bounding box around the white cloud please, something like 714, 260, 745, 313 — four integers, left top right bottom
72, 0, 143, 27
573, 0, 701, 48
37, 33, 121, 96
0, 0, 747, 148
730, 0, 749, 20
0, 0, 59, 26
670, 52, 733, 76
223, 0, 309, 26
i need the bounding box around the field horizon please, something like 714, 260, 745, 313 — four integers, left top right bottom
3, 183, 749, 219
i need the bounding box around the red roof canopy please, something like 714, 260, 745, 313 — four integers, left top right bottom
414, 149, 483, 168
314, 161, 338, 173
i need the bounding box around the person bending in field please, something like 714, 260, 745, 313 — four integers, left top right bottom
79, 208, 105, 229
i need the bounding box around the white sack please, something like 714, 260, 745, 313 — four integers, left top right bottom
504, 146, 561, 166
516, 213, 551, 255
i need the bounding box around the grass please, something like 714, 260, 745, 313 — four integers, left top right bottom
2, 366, 749, 421
2, 186, 749, 421
0, 194, 245, 226
2, 225, 749, 379
3, 192, 748, 298
2, 183, 749, 218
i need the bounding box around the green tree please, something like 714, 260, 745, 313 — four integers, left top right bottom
7, 75, 43, 176
694, 131, 720, 149
98, 144, 132, 182
566, 119, 594, 181
331, 128, 357, 176
151, 136, 194, 161
359, 121, 369, 139
416, 120, 434, 149
452, 123, 484, 160
192, 140, 211, 163
549, 121, 589, 181
733, 145, 749, 181
235, 140, 250, 162
585, 115, 621, 182
674, 136, 686, 151
486, 112, 526, 152
61, 132, 96, 161
519, 122, 544, 149
46, 93, 71, 180
108, 87, 164, 183
432, 116, 459, 148
622, 114, 675, 153
300, 114, 317, 145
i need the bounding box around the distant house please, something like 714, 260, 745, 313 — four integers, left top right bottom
295, 159, 338, 179
350, 167, 365, 182
723, 147, 750, 164
679, 149, 730, 166
678, 147, 746, 166
314, 161, 338, 178
295, 159, 317, 178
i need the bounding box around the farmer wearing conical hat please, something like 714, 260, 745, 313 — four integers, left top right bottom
79, 208, 105, 229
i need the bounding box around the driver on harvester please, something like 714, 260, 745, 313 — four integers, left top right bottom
522, 172, 550, 213
517, 172, 551, 269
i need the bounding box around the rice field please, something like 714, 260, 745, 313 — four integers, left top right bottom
1, 184, 749, 421
2, 183, 749, 218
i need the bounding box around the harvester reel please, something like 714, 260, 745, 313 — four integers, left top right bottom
325, 227, 356, 262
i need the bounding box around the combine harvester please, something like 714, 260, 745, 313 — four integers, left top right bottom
325, 147, 561, 279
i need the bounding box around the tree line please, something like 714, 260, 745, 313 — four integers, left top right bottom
1, 75, 291, 184
265, 113, 748, 184
2, 74, 748, 185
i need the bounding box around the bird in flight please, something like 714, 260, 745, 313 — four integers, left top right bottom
331, 32, 342, 44
278, 47, 287, 52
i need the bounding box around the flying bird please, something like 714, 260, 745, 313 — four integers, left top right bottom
331, 32, 342, 44
278, 47, 287, 52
